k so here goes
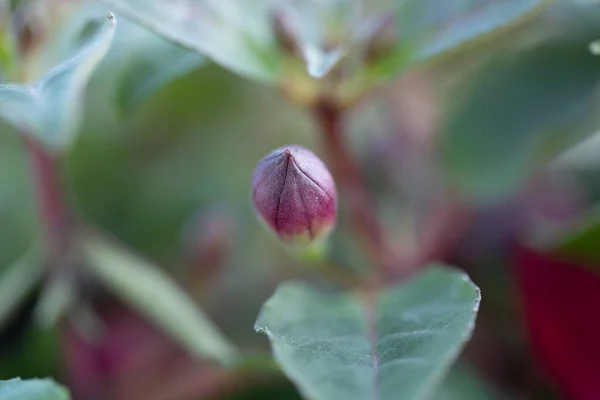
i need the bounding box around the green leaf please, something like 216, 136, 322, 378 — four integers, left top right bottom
552, 130, 600, 171
117, 30, 206, 114
99, 0, 280, 82
34, 272, 77, 329
403, 0, 551, 64
0, 13, 116, 152
100, 0, 550, 85
0, 247, 44, 331
0, 378, 70, 400
255, 267, 480, 400
79, 232, 238, 366
366, 0, 551, 82
432, 365, 500, 400
556, 205, 600, 267
274, 0, 367, 79
0, 0, 16, 80
438, 41, 600, 201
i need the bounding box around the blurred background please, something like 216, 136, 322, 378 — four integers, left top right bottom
2, 0, 600, 399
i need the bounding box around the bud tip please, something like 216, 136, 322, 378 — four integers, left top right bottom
252, 145, 337, 246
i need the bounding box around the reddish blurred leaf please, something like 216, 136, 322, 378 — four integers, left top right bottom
62, 306, 240, 400
514, 245, 600, 400
80, 233, 238, 365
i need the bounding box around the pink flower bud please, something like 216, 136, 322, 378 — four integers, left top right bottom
252, 146, 337, 246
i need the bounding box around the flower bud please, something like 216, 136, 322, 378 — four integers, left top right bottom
252, 146, 337, 246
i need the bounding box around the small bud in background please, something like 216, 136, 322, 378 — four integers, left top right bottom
181, 207, 236, 285
252, 146, 337, 247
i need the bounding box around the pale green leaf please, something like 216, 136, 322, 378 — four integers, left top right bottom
99, 0, 280, 82
80, 232, 238, 366
255, 267, 480, 400
276, 0, 365, 79
0, 13, 116, 152
552, 130, 600, 171
0, 246, 44, 331
117, 30, 206, 114
438, 41, 600, 201
34, 273, 77, 328
96, 0, 551, 86
0, 378, 70, 400
347, 0, 552, 82
403, 0, 551, 64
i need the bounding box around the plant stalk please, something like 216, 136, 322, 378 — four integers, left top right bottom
313, 101, 389, 277
26, 138, 71, 255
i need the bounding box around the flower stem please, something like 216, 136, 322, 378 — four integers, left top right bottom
313, 101, 388, 277
25, 138, 71, 256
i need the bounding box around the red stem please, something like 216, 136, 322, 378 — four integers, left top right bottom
314, 102, 388, 276
26, 138, 70, 254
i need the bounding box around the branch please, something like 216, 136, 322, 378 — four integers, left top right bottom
313, 101, 389, 277
25, 138, 71, 255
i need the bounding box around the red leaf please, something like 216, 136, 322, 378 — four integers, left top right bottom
61, 307, 237, 400
515, 245, 600, 400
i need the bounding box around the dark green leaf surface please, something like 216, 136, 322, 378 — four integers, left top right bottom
0, 378, 70, 400
439, 41, 600, 200
556, 205, 600, 268
0, 13, 116, 152
255, 267, 480, 400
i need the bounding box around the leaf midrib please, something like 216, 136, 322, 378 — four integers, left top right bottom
363, 290, 381, 400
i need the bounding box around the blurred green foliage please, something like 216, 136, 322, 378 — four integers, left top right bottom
2, 0, 600, 399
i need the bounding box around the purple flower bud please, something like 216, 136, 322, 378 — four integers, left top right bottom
252, 146, 337, 245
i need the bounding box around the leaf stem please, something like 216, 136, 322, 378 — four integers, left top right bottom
313, 101, 389, 278
25, 138, 71, 256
